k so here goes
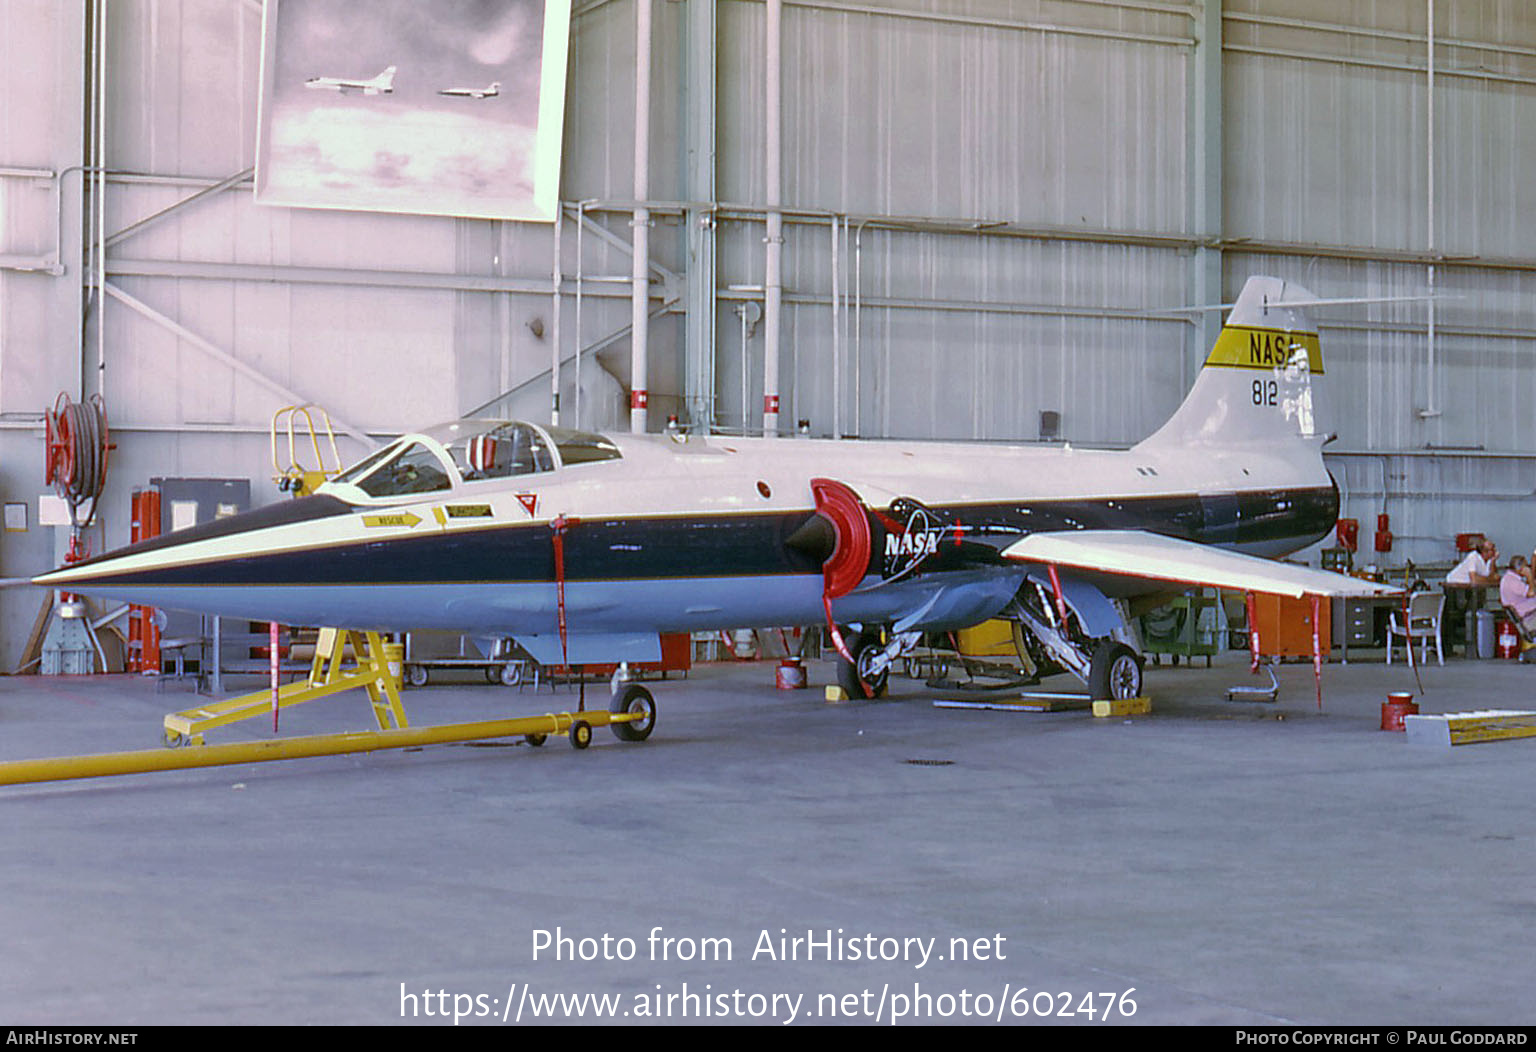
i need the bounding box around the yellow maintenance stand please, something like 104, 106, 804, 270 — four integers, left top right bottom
162, 628, 407, 747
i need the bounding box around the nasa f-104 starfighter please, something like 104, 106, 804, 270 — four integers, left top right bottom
437, 81, 501, 99
35, 276, 1398, 705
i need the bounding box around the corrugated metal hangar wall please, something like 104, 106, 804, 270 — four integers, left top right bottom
2, 0, 1535, 670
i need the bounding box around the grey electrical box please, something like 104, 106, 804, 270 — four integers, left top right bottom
1039, 410, 1061, 441
149, 477, 251, 535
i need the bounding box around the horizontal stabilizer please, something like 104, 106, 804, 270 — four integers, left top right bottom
1002, 530, 1400, 600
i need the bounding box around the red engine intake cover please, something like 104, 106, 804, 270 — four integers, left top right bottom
809, 478, 873, 600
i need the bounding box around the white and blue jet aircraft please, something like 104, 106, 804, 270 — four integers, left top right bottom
36, 276, 1397, 704
304, 66, 397, 96
437, 81, 501, 99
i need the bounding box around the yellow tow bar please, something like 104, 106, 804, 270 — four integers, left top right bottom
0, 691, 658, 788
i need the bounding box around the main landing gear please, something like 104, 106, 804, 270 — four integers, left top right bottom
835, 622, 1145, 703
1006, 583, 1145, 702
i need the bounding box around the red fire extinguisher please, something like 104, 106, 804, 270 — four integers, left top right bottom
1497, 619, 1520, 660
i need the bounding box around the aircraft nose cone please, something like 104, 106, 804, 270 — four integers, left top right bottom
784, 512, 835, 563
32, 493, 357, 594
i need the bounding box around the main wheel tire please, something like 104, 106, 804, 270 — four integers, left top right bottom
1089, 642, 1144, 701
610, 683, 657, 742
835, 628, 889, 700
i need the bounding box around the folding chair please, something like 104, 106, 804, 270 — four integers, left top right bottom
1387, 590, 1444, 666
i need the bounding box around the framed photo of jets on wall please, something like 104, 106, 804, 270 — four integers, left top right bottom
255, 0, 571, 222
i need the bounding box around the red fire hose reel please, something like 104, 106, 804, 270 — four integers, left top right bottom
44, 392, 111, 534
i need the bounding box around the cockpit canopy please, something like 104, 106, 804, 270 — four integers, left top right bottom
326, 420, 621, 500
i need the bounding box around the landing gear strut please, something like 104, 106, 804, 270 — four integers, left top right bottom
1007, 582, 1146, 701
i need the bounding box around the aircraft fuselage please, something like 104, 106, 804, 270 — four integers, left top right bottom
46, 430, 1337, 649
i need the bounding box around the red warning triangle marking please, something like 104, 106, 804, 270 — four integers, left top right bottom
516, 493, 538, 517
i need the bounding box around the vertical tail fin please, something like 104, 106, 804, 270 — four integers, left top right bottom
1137, 276, 1324, 450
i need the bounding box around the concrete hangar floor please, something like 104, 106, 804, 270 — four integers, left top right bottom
0, 652, 1531, 1027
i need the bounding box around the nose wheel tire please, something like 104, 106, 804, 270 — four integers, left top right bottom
1089, 642, 1144, 701
610, 683, 657, 742
836, 628, 889, 700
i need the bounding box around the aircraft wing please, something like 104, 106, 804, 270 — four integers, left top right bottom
1000, 529, 1400, 599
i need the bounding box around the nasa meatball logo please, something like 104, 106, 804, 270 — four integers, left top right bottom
882, 506, 942, 579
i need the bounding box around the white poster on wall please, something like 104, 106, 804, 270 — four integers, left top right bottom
255, 0, 571, 222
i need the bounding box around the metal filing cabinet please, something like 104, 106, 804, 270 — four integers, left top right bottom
1334, 598, 1380, 649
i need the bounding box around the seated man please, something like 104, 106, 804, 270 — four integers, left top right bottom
1447, 540, 1499, 587
1501, 555, 1536, 634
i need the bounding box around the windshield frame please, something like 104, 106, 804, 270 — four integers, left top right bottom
323, 433, 458, 503
320, 420, 623, 503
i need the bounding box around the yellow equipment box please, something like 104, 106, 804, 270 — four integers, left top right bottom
955, 620, 1018, 658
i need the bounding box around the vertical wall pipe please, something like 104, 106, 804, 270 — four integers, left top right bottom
630, 0, 653, 433
575, 200, 586, 428
762, 0, 783, 436
85, 5, 98, 402
1188, 0, 1223, 396
1422, 0, 1440, 421
852, 219, 860, 437
827, 215, 838, 438
850, 219, 874, 439
847, 221, 867, 440
847, 218, 860, 430
550, 204, 563, 426
683, 0, 718, 434
93, 0, 108, 397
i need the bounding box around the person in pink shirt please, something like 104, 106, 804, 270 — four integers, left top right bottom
1499, 555, 1536, 633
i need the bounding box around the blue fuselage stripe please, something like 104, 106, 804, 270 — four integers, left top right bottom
68, 486, 1339, 590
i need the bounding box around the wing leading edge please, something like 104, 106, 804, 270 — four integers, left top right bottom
1001, 530, 1400, 600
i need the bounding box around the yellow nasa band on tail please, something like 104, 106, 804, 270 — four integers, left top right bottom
1203, 325, 1324, 374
